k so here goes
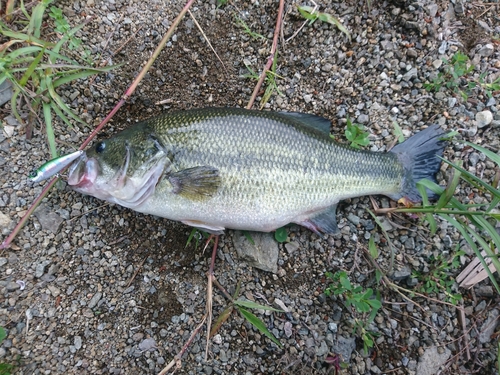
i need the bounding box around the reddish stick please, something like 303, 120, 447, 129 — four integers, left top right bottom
245, 0, 285, 109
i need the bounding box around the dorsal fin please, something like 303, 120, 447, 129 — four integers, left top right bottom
279, 112, 332, 135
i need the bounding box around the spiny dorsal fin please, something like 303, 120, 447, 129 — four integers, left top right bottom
168, 166, 221, 201
279, 112, 332, 135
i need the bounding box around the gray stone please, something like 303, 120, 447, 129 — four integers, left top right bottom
357, 114, 369, 124
0, 258, 7, 268
392, 265, 411, 281
403, 67, 418, 81
273, 298, 290, 312
284, 242, 299, 255
315, 340, 329, 356
486, 97, 496, 107
138, 338, 156, 352
0, 80, 13, 107
476, 44, 494, 57
416, 346, 451, 375
88, 292, 102, 309
331, 336, 356, 363
404, 237, 415, 250
233, 231, 278, 273
34, 205, 65, 234
432, 59, 443, 69
479, 309, 499, 344
347, 213, 360, 226
74, 336, 82, 350
478, 20, 492, 32
0, 212, 12, 234
35, 259, 51, 278
476, 110, 493, 128
426, 4, 438, 17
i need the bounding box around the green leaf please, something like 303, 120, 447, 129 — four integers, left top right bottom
45, 77, 86, 124
297, 5, 318, 24
392, 121, 405, 143
368, 236, 378, 259
242, 231, 255, 245
0, 327, 6, 343
234, 299, 282, 312
28, 2, 47, 38
19, 48, 44, 87
274, 227, 287, 243
42, 102, 57, 158
238, 307, 282, 348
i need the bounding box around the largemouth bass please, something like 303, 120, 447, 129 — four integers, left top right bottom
67, 108, 445, 235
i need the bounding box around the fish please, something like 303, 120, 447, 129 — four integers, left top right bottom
67, 107, 445, 235
29, 150, 84, 183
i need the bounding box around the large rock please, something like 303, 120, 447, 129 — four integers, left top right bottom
416, 346, 451, 375
233, 231, 278, 273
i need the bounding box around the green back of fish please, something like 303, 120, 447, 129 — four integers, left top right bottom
139, 108, 404, 210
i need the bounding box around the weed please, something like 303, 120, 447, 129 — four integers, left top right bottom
216, 0, 229, 8
242, 53, 283, 109
424, 51, 500, 100
411, 248, 465, 305
0, 327, 17, 374
325, 271, 382, 353
211, 282, 282, 347
398, 138, 500, 294
274, 227, 288, 243
234, 17, 265, 40
185, 228, 209, 249
297, 5, 351, 41
340, 117, 370, 149
0, 0, 115, 157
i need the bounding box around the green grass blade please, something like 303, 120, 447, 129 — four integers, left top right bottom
51, 101, 73, 128
463, 141, 500, 166
53, 23, 86, 54
465, 224, 500, 288
436, 162, 462, 210
237, 307, 282, 348
19, 48, 44, 87
392, 121, 405, 143
0, 326, 6, 342
45, 77, 85, 124
441, 159, 500, 200
42, 101, 57, 158
417, 180, 437, 235
442, 214, 500, 293
234, 299, 282, 312
9, 88, 23, 124
5, 45, 44, 60
28, 2, 47, 38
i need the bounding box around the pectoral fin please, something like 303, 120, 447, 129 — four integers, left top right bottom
169, 166, 221, 200
298, 204, 339, 236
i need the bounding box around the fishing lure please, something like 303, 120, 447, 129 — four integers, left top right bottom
29, 150, 84, 183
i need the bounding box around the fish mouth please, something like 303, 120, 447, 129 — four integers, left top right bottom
67, 154, 99, 191
67, 149, 168, 209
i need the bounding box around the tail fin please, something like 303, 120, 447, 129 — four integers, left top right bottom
389, 125, 446, 202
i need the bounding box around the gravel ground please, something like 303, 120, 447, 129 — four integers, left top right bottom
1, 0, 500, 374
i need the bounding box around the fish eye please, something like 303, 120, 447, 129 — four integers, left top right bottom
95, 141, 106, 153
28, 170, 39, 178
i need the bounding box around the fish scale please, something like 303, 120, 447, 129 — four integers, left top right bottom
67, 107, 445, 234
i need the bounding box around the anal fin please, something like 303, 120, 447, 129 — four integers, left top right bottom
297, 205, 339, 236
182, 220, 225, 235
